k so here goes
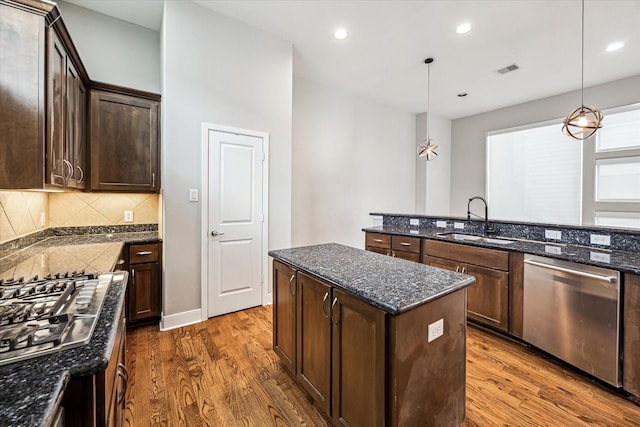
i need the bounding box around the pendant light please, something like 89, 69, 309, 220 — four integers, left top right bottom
417, 57, 439, 160
562, 0, 603, 140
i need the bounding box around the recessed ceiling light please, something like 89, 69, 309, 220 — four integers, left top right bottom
606, 41, 624, 52
334, 28, 348, 40
456, 23, 471, 35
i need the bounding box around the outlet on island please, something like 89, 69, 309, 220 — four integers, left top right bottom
428, 318, 444, 342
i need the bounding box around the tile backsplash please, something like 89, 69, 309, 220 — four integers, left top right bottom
49, 193, 159, 227
0, 191, 160, 245
0, 192, 48, 244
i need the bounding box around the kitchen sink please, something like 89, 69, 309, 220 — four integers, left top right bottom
436, 232, 515, 245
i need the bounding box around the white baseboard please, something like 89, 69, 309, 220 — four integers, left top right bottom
160, 309, 202, 331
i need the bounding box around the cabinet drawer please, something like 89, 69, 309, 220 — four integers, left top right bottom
129, 243, 159, 264
423, 239, 509, 271
366, 233, 391, 249
391, 236, 421, 254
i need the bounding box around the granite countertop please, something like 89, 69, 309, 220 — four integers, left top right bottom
363, 225, 640, 275
269, 243, 476, 315
0, 272, 127, 427
0, 229, 160, 427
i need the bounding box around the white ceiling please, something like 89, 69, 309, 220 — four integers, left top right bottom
64, 0, 640, 120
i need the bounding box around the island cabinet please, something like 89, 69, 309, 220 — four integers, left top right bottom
272, 252, 469, 427
624, 273, 640, 397
423, 239, 522, 334
365, 232, 421, 262
88, 86, 160, 193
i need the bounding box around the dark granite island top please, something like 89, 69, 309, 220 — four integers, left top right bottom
269, 242, 475, 314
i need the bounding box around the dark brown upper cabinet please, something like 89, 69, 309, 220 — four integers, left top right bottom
88, 86, 160, 193
0, 1, 88, 190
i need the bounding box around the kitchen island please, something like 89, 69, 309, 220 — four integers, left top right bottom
269, 243, 476, 427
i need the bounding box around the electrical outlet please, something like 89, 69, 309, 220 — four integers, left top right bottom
544, 229, 562, 240
39, 212, 46, 227
409, 218, 420, 226
545, 245, 562, 255
189, 188, 199, 202
454, 222, 465, 230
590, 251, 611, 263
124, 211, 134, 222
590, 234, 611, 246
428, 318, 444, 342
436, 220, 447, 228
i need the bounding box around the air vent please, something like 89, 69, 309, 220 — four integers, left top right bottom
496, 64, 520, 75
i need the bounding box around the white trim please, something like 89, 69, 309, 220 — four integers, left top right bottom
200, 123, 270, 321
160, 309, 202, 331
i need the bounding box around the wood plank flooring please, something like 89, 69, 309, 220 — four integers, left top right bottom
124, 306, 640, 426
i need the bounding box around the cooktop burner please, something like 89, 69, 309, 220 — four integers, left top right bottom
0, 271, 127, 366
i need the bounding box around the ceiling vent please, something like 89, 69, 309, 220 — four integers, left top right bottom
496, 64, 520, 75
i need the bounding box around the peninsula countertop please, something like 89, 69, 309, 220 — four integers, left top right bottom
269, 242, 476, 315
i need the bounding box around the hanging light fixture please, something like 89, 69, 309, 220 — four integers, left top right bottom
417, 57, 439, 160
562, 0, 603, 140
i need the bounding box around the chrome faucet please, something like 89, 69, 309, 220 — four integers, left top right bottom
467, 196, 495, 235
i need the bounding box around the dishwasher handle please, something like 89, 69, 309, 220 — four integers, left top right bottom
523, 258, 617, 283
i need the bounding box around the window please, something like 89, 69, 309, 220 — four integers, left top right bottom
487, 103, 640, 229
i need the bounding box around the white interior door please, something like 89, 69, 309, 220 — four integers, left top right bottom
207, 129, 264, 318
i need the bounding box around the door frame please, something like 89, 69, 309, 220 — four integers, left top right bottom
200, 122, 270, 321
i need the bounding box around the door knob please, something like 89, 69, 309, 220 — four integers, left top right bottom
211, 230, 225, 236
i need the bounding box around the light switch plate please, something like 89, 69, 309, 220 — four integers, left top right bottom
124, 211, 134, 222
428, 318, 444, 342
436, 220, 447, 228
189, 188, 199, 202
590, 234, 611, 246
545, 229, 562, 240
454, 222, 465, 230
409, 218, 420, 226
39, 212, 46, 227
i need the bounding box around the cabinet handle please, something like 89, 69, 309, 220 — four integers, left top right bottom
135, 251, 153, 256
461, 267, 467, 274
288, 274, 295, 295
322, 292, 330, 318
330, 297, 339, 325
117, 259, 125, 265
399, 242, 411, 246
373, 238, 383, 243
131, 268, 135, 283
392, 252, 396, 257
63, 160, 73, 183
152, 172, 156, 188
77, 166, 84, 183
117, 363, 129, 406
455, 266, 460, 273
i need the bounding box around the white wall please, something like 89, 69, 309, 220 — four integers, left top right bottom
292, 78, 415, 249
450, 74, 640, 216
57, 1, 160, 93
162, 0, 292, 316
415, 112, 451, 216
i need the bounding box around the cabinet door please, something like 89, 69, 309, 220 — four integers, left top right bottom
128, 262, 161, 323
331, 288, 386, 427
297, 272, 332, 413
273, 261, 297, 375
624, 274, 640, 396
424, 255, 459, 272
89, 90, 159, 192
464, 263, 509, 331
366, 246, 389, 256
47, 29, 67, 187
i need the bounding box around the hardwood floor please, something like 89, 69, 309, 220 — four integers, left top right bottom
125, 306, 640, 426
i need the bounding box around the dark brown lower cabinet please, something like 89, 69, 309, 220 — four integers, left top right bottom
62, 304, 127, 427
273, 262, 467, 426
125, 242, 162, 327
624, 273, 640, 397
273, 261, 297, 375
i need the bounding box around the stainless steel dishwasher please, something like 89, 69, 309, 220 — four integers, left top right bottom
523, 254, 621, 386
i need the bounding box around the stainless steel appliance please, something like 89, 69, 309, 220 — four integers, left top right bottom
523, 254, 621, 386
0, 271, 126, 366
